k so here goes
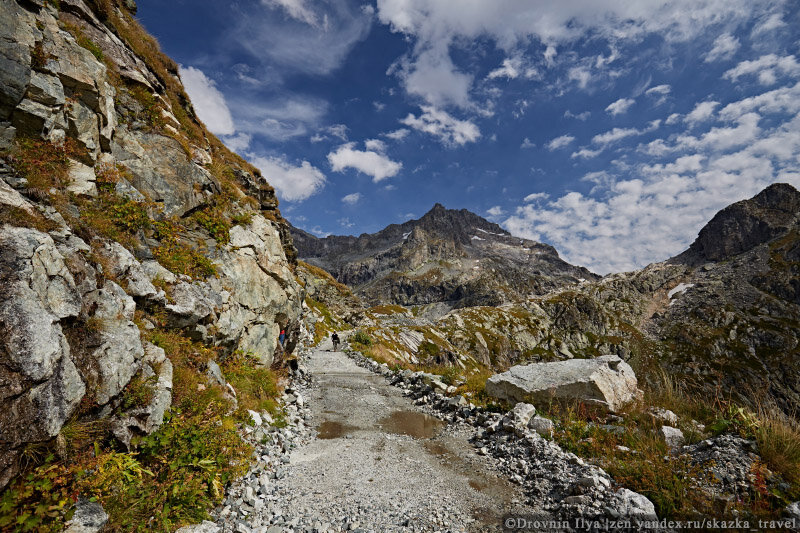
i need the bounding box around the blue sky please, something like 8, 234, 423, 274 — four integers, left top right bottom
136, 0, 800, 274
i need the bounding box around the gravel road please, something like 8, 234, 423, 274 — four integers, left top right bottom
269, 344, 535, 532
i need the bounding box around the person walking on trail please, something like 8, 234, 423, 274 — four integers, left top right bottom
331, 332, 340, 351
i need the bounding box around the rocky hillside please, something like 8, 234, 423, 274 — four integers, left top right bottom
0, 0, 304, 497
291, 203, 596, 310
319, 184, 800, 416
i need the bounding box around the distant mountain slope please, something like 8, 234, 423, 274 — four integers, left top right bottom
308, 184, 800, 416
290, 203, 597, 308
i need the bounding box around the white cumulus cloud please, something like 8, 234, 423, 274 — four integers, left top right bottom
488, 57, 522, 80
751, 13, 786, 35
564, 110, 591, 121
400, 106, 480, 146
645, 84, 671, 96
592, 127, 642, 145
723, 54, 800, 85
504, 83, 800, 274
377, 0, 775, 107
364, 138, 387, 152
606, 97, 635, 115
328, 142, 403, 182
250, 155, 326, 202
684, 100, 720, 125
546, 135, 576, 150
262, 0, 319, 27
383, 128, 410, 141
487, 56, 537, 80
342, 192, 362, 205
523, 192, 548, 202
179, 66, 235, 136
704, 33, 740, 62
222, 133, 251, 152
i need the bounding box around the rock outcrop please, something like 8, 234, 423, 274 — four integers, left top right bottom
0, 0, 303, 489
0, 226, 85, 488
677, 183, 800, 264
486, 355, 641, 412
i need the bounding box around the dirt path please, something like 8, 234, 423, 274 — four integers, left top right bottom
269, 343, 534, 532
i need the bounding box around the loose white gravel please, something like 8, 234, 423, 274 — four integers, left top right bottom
211, 344, 535, 533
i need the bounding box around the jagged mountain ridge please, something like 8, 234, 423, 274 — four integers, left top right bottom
291, 203, 597, 308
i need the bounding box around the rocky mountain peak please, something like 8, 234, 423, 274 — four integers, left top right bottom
415, 203, 510, 245
678, 182, 800, 263
290, 205, 595, 309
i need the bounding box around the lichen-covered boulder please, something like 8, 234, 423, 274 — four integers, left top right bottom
110, 342, 172, 448
94, 240, 159, 299
0, 226, 85, 488
486, 354, 641, 413
112, 128, 216, 217
76, 280, 144, 405
0, 0, 33, 119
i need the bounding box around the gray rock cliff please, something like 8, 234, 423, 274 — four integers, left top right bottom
0, 0, 304, 489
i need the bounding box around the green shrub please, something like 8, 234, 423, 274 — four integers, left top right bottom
552, 407, 712, 518
152, 219, 216, 279
231, 212, 253, 226
78, 36, 103, 61
107, 412, 250, 531
30, 42, 49, 69
5, 137, 80, 194
440, 365, 459, 386
351, 330, 372, 346
754, 408, 800, 488
0, 458, 76, 533
418, 341, 440, 358
0, 205, 60, 232
120, 373, 157, 410
192, 208, 231, 244
222, 352, 281, 419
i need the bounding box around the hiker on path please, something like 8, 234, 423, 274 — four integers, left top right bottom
331, 332, 340, 351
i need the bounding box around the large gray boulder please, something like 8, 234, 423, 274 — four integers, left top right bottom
608, 488, 658, 520
94, 240, 159, 299
112, 128, 216, 217
164, 280, 220, 328
0, 175, 36, 214
11, 97, 64, 138
0, 0, 33, 119
110, 342, 172, 448
65, 98, 100, 161
214, 215, 302, 364
77, 281, 144, 405
27, 71, 65, 107
0, 227, 85, 488
485, 354, 641, 412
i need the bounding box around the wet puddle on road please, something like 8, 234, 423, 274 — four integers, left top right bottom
317, 420, 358, 439
424, 438, 509, 499
468, 480, 487, 491
378, 410, 445, 439
423, 441, 450, 457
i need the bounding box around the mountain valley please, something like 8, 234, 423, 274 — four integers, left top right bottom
1, 0, 800, 530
